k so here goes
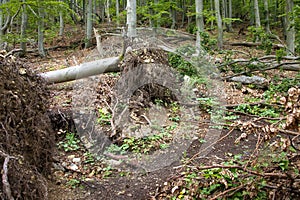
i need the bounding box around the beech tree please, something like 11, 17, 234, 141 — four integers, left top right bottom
286, 0, 295, 55
214, 0, 223, 49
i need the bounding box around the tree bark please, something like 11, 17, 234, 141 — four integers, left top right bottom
195, 0, 204, 51
228, 0, 233, 32
214, 0, 223, 49
20, 0, 27, 56
40, 57, 121, 84
38, 2, 46, 57
116, 0, 120, 26
127, 0, 137, 38
263, 0, 271, 34
105, 0, 111, 23
59, 0, 64, 37
254, 0, 261, 27
286, 0, 295, 55
85, 0, 93, 48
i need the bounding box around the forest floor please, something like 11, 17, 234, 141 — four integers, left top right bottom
26, 26, 300, 199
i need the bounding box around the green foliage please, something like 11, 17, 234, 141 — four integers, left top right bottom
121, 131, 172, 154
235, 103, 281, 118
97, 108, 112, 125
57, 132, 81, 152
264, 77, 300, 100
137, 1, 181, 27
168, 53, 197, 77
293, 5, 300, 54
66, 178, 80, 188
247, 26, 273, 54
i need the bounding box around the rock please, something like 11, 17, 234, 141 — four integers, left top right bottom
230, 75, 267, 85
69, 163, 79, 171
72, 157, 81, 163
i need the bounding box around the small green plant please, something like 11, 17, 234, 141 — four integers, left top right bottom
83, 152, 95, 164
235, 104, 281, 118
103, 166, 113, 178
58, 132, 80, 152
97, 108, 112, 125
66, 178, 80, 188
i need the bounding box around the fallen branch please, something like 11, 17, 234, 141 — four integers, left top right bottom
40, 56, 121, 84
0, 150, 16, 200
228, 42, 284, 49
223, 61, 300, 80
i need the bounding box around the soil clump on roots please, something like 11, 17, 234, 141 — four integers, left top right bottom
0, 55, 55, 199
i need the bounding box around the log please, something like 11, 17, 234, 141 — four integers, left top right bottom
40, 56, 121, 84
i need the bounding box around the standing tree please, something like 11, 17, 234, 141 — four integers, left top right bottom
37, 1, 46, 57
20, 0, 27, 56
286, 0, 295, 55
214, 0, 223, 49
253, 0, 261, 27
195, 0, 204, 52
127, 0, 137, 38
59, 0, 64, 37
85, 0, 93, 48
263, 0, 271, 34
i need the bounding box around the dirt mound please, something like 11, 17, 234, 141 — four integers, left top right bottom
0, 56, 55, 199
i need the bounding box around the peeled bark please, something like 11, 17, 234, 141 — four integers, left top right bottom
41, 57, 120, 84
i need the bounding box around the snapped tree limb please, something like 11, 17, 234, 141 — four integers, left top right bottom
40, 56, 121, 84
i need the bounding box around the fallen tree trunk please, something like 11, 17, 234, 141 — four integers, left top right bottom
40, 56, 121, 84
227, 42, 284, 49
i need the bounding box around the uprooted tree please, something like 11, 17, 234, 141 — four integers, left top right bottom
0, 55, 56, 199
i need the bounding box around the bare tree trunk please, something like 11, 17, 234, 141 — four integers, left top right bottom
263, 0, 271, 34
210, 0, 214, 30
20, 0, 27, 56
215, 0, 223, 49
105, 0, 111, 23
170, 0, 176, 29
41, 57, 121, 84
195, 0, 204, 51
38, 2, 46, 57
254, 0, 261, 27
59, 0, 64, 37
116, 0, 120, 26
85, 0, 93, 48
127, 0, 137, 38
286, 0, 295, 55
228, 0, 233, 32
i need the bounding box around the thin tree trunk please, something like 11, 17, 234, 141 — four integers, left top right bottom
20, 0, 27, 56
170, 1, 176, 29
228, 0, 233, 31
195, 0, 204, 52
286, 0, 295, 55
214, 0, 223, 49
85, 0, 93, 48
127, 0, 137, 38
263, 0, 271, 33
106, 0, 111, 23
116, 0, 120, 26
210, 0, 214, 30
38, 2, 46, 57
254, 0, 261, 27
59, 0, 64, 37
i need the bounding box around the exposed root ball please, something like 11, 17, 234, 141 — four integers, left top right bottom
0, 57, 55, 199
